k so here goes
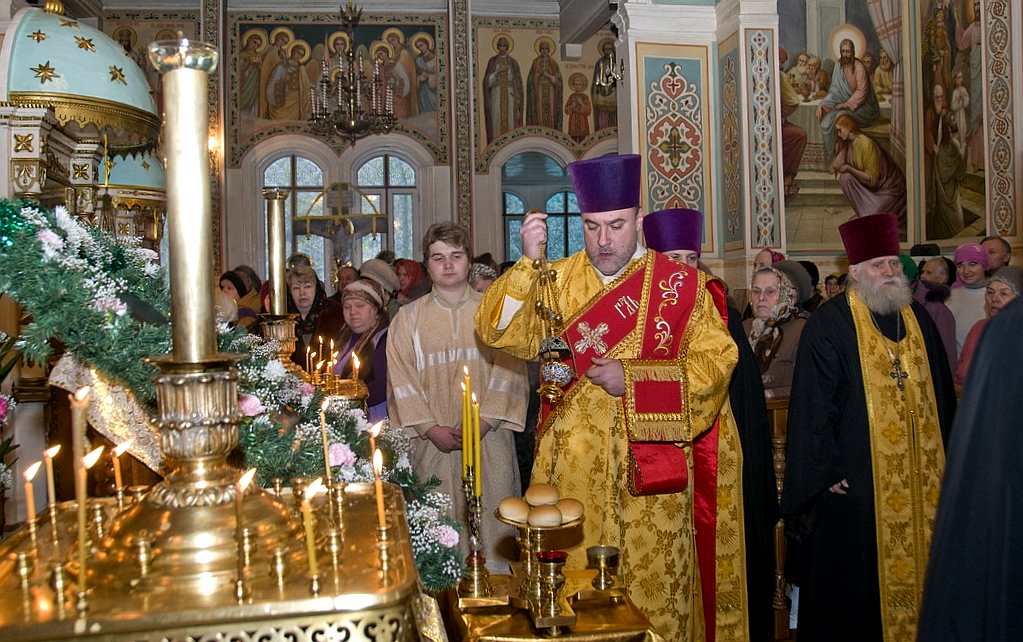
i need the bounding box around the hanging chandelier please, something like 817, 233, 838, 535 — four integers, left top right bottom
309, 0, 396, 143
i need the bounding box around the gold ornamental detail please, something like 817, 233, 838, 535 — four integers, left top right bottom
30, 61, 59, 84
13, 133, 33, 152
109, 65, 127, 85
58, 18, 78, 29
28, 30, 46, 43
74, 35, 95, 51
6, 92, 160, 141
72, 162, 89, 180
10, 159, 44, 193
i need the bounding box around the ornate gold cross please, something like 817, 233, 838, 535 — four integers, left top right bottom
889, 357, 909, 392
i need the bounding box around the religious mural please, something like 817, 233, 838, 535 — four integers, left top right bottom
474, 18, 617, 172
636, 43, 713, 247
228, 14, 448, 167
777, 2, 911, 249
102, 12, 201, 120
920, 0, 987, 240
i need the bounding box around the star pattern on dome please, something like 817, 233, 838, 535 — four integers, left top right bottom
28, 30, 46, 43
74, 36, 96, 52
30, 61, 59, 84
59, 18, 79, 29
109, 65, 127, 85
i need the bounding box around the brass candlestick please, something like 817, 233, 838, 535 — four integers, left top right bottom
458, 470, 492, 599
88, 38, 302, 594
260, 186, 302, 376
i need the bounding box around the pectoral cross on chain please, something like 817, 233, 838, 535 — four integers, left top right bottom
889, 357, 909, 392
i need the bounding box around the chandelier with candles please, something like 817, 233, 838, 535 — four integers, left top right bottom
309, 1, 397, 143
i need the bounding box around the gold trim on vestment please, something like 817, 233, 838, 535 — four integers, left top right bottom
848, 291, 945, 642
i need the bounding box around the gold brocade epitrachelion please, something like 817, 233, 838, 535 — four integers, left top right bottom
848, 291, 945, 642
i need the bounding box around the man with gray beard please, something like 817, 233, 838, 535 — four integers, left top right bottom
781, 213, 955, 642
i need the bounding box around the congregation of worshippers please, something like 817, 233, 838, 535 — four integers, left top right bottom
216, 154, 1019, 642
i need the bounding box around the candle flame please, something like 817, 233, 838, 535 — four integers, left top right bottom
471, 392, 478, 405
352, 353, 361, 370
305, 477, 325, 499
24, 461, 42, 481
460, 381, 466, 392
310, 351, 318, 361
73, 386, 92, 402
238, 468, 257, 491
83, 446, 105, 469
373, 449, 383, 476
321, 398, 330, 411
315, 359, 325, 370
370, 420, 383, 438
463, 365, 469, 376
44, 445, 61, 458
113, 439, 134, 457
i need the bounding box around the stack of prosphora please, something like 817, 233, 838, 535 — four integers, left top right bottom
498, 483, 584, 526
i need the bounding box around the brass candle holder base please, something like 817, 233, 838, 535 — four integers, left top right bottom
259, 314, 302, 376
573, 545, 626, 602
89, 357, 303, 594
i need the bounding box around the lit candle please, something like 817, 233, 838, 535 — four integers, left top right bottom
79, 446, 105, 600
305, 345, 311, 373
319, 400, 333, 488
43, 445, 61, 510
372, 450, 387, 530
23, 461, 42, 525
235, 468, 256, 578
472, 393, 482, 497
368, 420, 383, 460
460, 382, 470, 476
352, 353, 361, 381
301, 477, 325, 579
112, 439, 134, 493
70, 387, 91, 479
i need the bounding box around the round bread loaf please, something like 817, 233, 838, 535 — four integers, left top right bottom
524, 483, 560, 506
527, 505, 563, 527
498, 497, 530, 523
555, 498, 584, 522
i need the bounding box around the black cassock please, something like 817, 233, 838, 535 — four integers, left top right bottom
780, 294, 955, 642
725, 307, 779, 642
917, 298, 1023, 642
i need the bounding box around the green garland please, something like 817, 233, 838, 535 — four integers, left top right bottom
0, 200, 464, 591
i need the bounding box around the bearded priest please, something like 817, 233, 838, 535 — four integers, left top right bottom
781, 213, 956, 642
475, 155, 750, 642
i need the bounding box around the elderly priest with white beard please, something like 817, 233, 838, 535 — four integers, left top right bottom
781, 213, 955, 642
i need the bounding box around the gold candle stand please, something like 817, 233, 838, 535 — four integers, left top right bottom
260, 186, 303, 377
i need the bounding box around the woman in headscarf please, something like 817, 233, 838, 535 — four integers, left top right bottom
219, 270, 261, 331
331, 278, 390, 421
917, 297, 1023, 642
914, 255, 959, 370
394, 258, 430, 305
954, 266, 1023, 389
946, 242, 990, 352
468, 262, 498, 293
742, 261, 811, 398
287, 263, 344, 371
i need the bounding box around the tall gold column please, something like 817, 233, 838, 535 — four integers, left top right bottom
90, 38, 301, 594
260, 188, 301, 374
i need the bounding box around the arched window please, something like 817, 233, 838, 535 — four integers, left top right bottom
355, 154, 417, 262
262, 154, 328, 284
500, 151, 579, 261
502, 192, 526, 260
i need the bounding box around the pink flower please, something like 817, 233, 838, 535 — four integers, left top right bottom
328, 442, 356, 468
0, 395, 9, 424
238, 394, 265, 417
299, 382, 315, 396
37, 229, 64, 260
435, 524, 460, 548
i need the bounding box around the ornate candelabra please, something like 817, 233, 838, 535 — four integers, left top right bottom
309, 0, 396, 143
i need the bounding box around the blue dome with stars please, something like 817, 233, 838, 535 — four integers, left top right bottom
1, 7, 158, 139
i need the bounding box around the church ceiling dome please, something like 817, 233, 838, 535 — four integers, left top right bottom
1, 6, 160, 145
